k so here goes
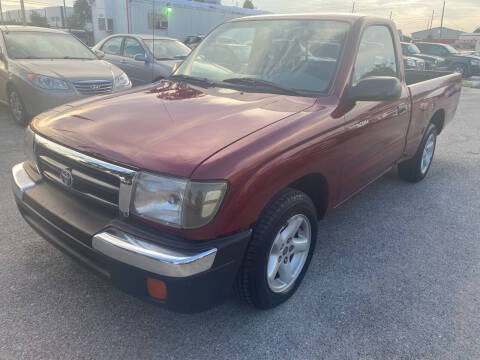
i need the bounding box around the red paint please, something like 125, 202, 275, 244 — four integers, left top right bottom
31, 15, 462, 241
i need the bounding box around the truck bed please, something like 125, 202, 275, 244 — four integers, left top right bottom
403, 70, 462, 158
405, 70, 454, 85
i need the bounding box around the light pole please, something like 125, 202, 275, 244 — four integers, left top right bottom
20, 0, 26, 25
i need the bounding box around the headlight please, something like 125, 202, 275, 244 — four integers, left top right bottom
24, 126, 38, 172
133, 172, 227, 229
471, 59, 480, 66
407, 59, 416, 67
114, 72, 131, 89
28, 74, 69, 90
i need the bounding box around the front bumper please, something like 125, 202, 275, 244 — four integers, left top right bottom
12, 162, 251, 313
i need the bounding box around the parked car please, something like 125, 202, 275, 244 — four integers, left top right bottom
93, 35, 191, 86
403, 55, 426, 71
416, 42, 480, 77
401, 42, 446, 70
184, 35, 205, 49
0, 26, 132, 125
13, 14, 462, 313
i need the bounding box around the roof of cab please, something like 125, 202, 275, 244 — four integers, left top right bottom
228, 13, 386, 24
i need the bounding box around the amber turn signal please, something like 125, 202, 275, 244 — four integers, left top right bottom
147, 278, 167, 300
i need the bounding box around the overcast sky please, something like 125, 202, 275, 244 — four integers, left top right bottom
4, 0, 479, 35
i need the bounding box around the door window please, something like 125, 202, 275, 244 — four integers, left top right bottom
353, 25, 398, 85
124, 38, 145, 58
102, 37, 123, 55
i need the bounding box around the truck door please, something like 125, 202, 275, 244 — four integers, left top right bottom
340, 25, 411, 201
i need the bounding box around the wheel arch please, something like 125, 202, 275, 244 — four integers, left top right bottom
288, 173, 329, 220
430, 109, 445, 134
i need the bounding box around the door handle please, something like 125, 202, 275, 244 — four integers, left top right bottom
397, 103, 407, 115
348, 119, 369, 130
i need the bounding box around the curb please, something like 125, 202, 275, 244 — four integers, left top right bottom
463, 76, 480, 89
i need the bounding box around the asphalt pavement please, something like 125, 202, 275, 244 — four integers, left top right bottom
0, 88, 479, 359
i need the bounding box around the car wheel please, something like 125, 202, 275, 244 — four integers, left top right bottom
453, 63, 469, 78
398, 123, 437, 182
236, 188, 317, 309
8, 87, 29, 125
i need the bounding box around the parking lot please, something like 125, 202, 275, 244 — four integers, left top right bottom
0, 88, 479, 359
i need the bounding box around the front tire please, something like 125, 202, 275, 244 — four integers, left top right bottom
453, 63, 469, 78
8, 87, 30, 125
398, 123, 437, 182
236, 188, 317, 309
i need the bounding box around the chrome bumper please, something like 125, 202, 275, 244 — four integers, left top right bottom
12, 163, 36, 201
12, 162, 217, 278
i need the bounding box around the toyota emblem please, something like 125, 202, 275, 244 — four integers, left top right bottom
60, 168, 74, 187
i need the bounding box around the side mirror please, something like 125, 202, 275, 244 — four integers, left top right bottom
348, 76, 402, 102
94, 49, 105, 59
134, 53, 147, 62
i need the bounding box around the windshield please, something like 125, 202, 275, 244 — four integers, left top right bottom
404, 43, 420, 54
444, 44, 459, 54
4, 31, 96, 60
144, 39, 191, 60
174, 20, 350, 95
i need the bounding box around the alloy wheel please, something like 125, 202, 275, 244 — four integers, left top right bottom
266, 214, 312, 293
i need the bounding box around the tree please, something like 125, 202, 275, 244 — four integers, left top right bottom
29, 11, 49, 28
67, 0, 92, 29
243, 0, 254, 9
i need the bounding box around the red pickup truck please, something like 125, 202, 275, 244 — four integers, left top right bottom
12, 14, 461, 313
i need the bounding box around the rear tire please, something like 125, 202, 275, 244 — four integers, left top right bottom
8, 87, 30, 125
398, 123, 437, 182
236, 188, 317, 309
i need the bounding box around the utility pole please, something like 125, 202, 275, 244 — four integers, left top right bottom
0, 0, 4, 23
20, 0, 26, 25
389, 11, 392, 20
429, 10, 434, 30
440, 0, 445, 39
351, 1, 355, 13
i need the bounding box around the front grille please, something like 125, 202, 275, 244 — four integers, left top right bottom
417, 62, 426, 71
73, 80, 113, 95
34, 136, 136, 213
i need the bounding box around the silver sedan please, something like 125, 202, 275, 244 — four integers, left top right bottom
92, 35, 191, 87
0, 25, 132, 125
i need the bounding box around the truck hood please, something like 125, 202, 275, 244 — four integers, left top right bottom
32, 81, 315, 177
15, 59, 119, 81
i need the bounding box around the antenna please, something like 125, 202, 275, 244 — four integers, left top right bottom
152, 0, 155, 83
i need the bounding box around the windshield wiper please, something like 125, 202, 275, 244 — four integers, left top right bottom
222, 77, 299, 95
169, 74, 215, 86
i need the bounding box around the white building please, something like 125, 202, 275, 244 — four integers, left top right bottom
90, 0, 267, 43
3, 6, 73, 28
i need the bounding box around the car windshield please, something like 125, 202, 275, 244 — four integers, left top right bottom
144, 39, 191, 60
405, 43, 420, 54
174, 20, 350, 95
4, 31, 96, 60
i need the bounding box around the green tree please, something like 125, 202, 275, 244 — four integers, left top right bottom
243, 0, 254, 9
29, 11, 49, 28
67, 0, 92, 29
